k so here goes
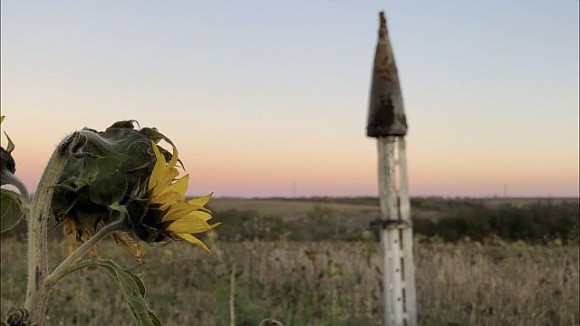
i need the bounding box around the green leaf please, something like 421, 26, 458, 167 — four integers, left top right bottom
0, 189, 25, 232
72, 259, 161, 326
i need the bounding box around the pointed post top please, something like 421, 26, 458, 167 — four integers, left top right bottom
378, 11, 387, 38
367, 11, 408, 138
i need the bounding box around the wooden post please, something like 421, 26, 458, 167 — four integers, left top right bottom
397, 138, 417, 325
376, 137, 417, 326
366, 11, 417, 326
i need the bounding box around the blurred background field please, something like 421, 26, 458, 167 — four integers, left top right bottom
1, 197, 579, 325
209, 197, 579, 244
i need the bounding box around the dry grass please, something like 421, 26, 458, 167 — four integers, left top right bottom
415, 241, 579, 325
1, 236, 578, 325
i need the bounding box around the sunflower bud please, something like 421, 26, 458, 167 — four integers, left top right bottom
1, 116, 29, 232
0, 116, 27, 194
0, 147, 16, 177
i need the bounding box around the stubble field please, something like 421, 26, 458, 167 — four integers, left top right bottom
1, 197, 578, 325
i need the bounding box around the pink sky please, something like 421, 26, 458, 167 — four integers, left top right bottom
1, 1, 578, 198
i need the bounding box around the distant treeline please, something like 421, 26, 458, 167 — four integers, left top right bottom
414, 201, 579, 244
2, 198, 578, 245
211, 199, 579, 244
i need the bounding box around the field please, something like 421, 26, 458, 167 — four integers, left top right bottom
1, 197, 579, 325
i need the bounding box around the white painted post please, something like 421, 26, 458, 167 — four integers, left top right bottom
376, 136, 417, 326
366, 11, 417, 325
377, 136, 403, 325
397, 137, 417, 326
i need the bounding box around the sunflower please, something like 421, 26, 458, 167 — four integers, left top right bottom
51, 121, 218, 259
145, 141, 218, 252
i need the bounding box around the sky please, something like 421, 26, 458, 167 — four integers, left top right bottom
1, 1, 578, 198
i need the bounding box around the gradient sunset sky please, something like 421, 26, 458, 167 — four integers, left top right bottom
1, 1, 578, 198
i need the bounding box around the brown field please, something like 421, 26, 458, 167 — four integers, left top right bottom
208, 196, 580, 221
208, 198, 379, 219
1, 237, 578, 325
1, 197, 578, 325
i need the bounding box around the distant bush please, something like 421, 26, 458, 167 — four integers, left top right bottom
414, 201, 579, 244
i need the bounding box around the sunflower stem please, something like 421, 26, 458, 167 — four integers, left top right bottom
24, 132, 86, 325
44, 260, 100, 287
45, 218, 126, 288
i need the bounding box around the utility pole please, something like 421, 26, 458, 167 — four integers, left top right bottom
367, 11, 417, 326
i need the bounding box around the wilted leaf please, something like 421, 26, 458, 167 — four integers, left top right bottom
63, 217, 80, 256
113, 232, 144, 265
0, 189, 25, 232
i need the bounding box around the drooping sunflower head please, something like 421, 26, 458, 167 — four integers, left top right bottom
52, 120, 217, 257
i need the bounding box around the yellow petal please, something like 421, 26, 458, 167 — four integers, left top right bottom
157, 167, 179, 190
165, 215, 212, 233
161, 205, 200, 222
167, 143, 179, 170
148, 141, 166, 190
176, 233, 210, 253
185, 210, 212, 221
184, 202, 212, 214
154, 191, 183, 210
188, 193, 213, 206
197, 211, 212, 221
167, 174, 189, 196
165, 208, 213, 222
